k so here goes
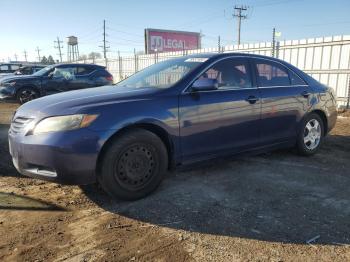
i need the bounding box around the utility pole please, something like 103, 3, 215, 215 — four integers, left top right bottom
36, 47, 41, 62
118, 50, 122, 80
233, 6, 248, 45
218, 36, 221, 53
101, 20, 109, 60
14, 54, 18, 61
54, 37, 64, 62
134, 48, 138, 73
99, 20, 110, 66
272, 27, 276, 58
23, 50, 28, 62
103, 20, 106, 59
347, 75, 350, 109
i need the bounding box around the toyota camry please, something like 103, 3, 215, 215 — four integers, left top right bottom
8, 53, 337, 200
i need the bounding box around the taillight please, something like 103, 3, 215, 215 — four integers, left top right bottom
105, 75, 113, 82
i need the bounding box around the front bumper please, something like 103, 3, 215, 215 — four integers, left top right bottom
8, 128, 103, 185
0, 86, 16, 100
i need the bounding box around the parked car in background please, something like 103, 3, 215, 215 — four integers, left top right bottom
0, 63, 113, 103
0, 63, 22, 78
8, 53, 337, 200
14, 64, 46, 75
0, 64, 46, 80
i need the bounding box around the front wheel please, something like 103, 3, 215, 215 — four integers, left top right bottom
17, 88, 39, 104
296, 113, 324, 156
98, 129, 168, 200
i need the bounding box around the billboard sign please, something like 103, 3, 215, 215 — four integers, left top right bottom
145, 28, 201, 54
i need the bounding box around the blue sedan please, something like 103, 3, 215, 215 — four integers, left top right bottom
8, 53, 338, 200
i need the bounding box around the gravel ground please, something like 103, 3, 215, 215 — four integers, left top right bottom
0, 103, 349, 261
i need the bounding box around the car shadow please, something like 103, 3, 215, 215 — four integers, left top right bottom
82, 134, 350, 245
0, 192, 66, 211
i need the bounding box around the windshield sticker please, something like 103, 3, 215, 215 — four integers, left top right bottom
185, 58, 208, 63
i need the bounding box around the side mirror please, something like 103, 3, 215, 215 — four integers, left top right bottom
191, 78, 218, 92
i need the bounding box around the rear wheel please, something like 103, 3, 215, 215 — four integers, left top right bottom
98, 129, 168, 200
17, 88, 39, 104
296, 113, 324, 156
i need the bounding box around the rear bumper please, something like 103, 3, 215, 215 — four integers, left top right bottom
8, 128, 103, 185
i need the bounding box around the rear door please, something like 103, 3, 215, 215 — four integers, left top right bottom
68, 66, 97, 90
179, 57, 261, 162
252, 58, 310, 144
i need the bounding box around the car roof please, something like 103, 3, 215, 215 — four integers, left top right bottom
20, 64, 46, 68
0, 63, 22, 66
55, 63, 105, 69
182, 52, 299, 70
183, 52, 281, 61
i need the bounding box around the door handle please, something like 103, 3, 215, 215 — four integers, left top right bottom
246, 95, 259, 104
301, 90, 311, 98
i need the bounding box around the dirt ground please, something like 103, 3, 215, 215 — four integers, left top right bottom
0, 103, 349, 262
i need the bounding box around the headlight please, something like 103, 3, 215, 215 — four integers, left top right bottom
32, 114, 98, 135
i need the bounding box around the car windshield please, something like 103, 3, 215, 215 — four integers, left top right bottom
32, 65, 54, 76
116, 57, 209, 89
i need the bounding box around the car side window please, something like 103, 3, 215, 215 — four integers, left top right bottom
33, 67, 42, 73
10, 65, 20, 71
255, 60, 290, 87
76, 66, 94, 76
20, 67, 31, 75
289, 70, 307, 85
52, 67, 76, 80
0, 65, 9, 71
200, 58, 252, 89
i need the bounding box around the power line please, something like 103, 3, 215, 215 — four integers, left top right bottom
107, 26, 143, 38
54, 37, 64, 62
254, 0, 303, 7
233, 5, 249, 45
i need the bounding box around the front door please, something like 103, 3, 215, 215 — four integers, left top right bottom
45, 66, 76, 94
179, 57, 261, 162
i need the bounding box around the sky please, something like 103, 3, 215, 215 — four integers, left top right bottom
1, 0, 350, 62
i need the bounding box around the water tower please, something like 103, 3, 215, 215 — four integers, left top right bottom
67, 36, 79, 62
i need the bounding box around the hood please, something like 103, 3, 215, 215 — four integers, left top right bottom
0, 74, 39, 83
15, 85, 160, 118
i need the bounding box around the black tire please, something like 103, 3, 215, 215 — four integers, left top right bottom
16, 88, 39, 104
98, 129, 168, 200
296, 113, 324, 156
